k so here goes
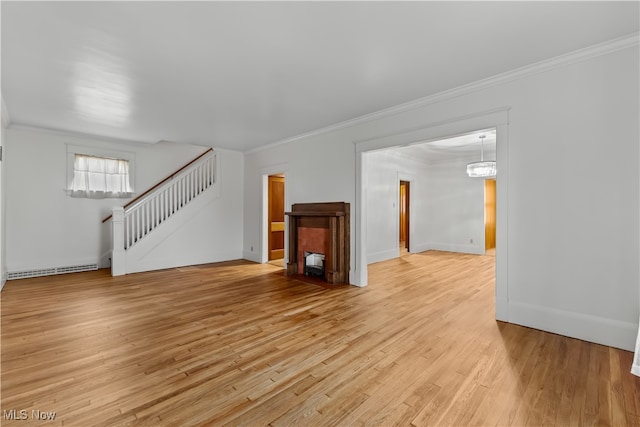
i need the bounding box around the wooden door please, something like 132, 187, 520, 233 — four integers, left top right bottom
268, 175, 285, 260
485, 179, 496, 250
399, 181, 410, 250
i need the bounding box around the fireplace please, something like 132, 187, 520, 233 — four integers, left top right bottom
285, 202, 350, 284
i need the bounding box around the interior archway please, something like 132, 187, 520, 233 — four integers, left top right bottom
353, 108, 510, 321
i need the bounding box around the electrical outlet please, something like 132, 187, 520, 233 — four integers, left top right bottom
470, 239, 474, 244
251, 246, 254, 252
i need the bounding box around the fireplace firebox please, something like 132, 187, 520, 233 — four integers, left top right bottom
304, 251, 325, 277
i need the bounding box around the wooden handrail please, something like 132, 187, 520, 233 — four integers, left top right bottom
102, 148, 214, 223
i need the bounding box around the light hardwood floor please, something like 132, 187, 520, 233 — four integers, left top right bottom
2, 251, 639, 426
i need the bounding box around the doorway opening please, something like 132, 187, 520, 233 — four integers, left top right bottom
268, 174, 285, 266
485, 178, 496, 256
354, 108, 508, 320
399, 180, 410, 256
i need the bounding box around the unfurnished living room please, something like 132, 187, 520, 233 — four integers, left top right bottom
1, 1, 640, 426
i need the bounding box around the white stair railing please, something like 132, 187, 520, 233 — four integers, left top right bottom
110, 150, 217, 275
122, 151, 216, 250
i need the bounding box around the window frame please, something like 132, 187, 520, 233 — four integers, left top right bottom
66, 144, 136, 198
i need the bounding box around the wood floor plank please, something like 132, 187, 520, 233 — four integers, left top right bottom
1, 251, 639, 426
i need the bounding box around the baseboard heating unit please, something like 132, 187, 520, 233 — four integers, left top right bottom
7, 264, 98, 280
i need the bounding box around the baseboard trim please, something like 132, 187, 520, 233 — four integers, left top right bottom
412, 242, 484, 255
128, 250, 242, 275
508, 301, 637, 352
243, 251, 262, 263
496, 297, 508, 322
99, 251, 112, 269
367, 248, 399, 264
410, 242, 432, 253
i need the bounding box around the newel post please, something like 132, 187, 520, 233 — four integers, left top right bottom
111, 207, 126, 276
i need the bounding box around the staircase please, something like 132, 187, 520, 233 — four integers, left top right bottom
108, 149, 217, 276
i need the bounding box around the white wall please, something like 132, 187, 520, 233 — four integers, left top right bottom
365, 150, 405, 263
421, 156, 486, 255
365, 150, 423, 263
4, 126, 243, 273
243, 42, 639, 351
0, 98, 8, 290
365, 148, 488, 264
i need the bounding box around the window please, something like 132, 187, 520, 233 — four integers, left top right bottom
69, 154, 133, 198
66, 144, 135, 199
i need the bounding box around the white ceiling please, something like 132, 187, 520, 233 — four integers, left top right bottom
399, 129, 497, 162
376, 128, 496, 164
2, 1, 638, 152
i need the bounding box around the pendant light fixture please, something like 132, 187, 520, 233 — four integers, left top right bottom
467, 135, 496, 178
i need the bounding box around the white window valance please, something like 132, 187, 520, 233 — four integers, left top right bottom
69, 154, 133, 198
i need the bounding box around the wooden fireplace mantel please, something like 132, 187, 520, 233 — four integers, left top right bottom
285, 202, 350, 284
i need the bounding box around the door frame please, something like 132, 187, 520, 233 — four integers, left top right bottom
484, 178, 497, 251
397, 174, 414, 255
267, 174, 285, 260
354, 107, 510, 322
261, 164, 288, 264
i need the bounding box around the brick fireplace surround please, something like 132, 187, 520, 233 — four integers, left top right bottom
285, 202, 350, 285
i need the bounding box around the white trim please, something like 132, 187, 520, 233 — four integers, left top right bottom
508, 301, 637, 352
409, 242, 433, 254
1, 96, 10, 129
354, 107, 509, 152
1, 96, 6, 293
634, 315, 640, 375
128, 251, 241, 275
8, 123, 156, 147
414, 242, 485, 256
637, 30, 640, 374
99, 250, 111, 270
246, 33, 638, 155
494, 123, 509, 322
367, 249, 399, 265
410, 242, 484, 255
352, 149, 367, 287
243, 251, 262, 263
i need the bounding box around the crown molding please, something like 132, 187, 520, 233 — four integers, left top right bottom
245, 32, 639, 155
7, 123, 157, 147
1, 96, 10, 129
7, 122, 217, 152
